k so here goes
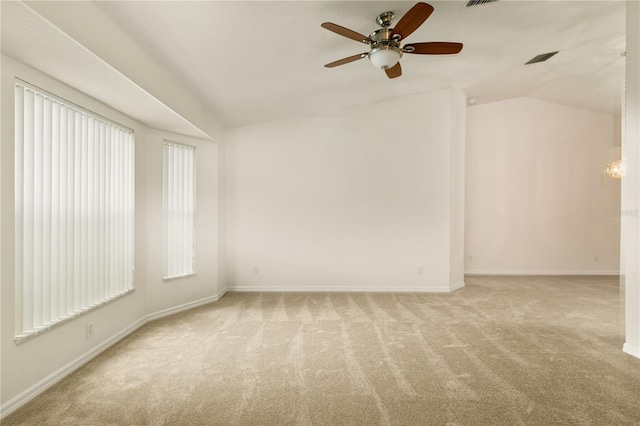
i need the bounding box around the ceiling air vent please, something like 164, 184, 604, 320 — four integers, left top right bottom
525, 51, 559, 65
466, 0, 498, 7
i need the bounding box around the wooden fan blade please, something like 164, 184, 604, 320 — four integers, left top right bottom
324, 53, 368, 68
404, 42, 463, 55
391, 2, 434, 41
385, 62, 402, 79
321, 22, 371, 44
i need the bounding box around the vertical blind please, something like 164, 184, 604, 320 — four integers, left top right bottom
162, 141, 196, 279
15, 82, 135, 338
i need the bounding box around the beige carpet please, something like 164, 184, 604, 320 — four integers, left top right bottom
3, 276, 640, 425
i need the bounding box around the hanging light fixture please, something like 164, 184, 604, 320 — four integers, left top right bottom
603, 159, 624, 180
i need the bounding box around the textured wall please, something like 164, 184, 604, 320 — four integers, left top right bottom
225, 89, 465, 292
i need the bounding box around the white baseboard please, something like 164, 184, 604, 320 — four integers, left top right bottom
145, 289, 227, 322
228, 283, 465, 293
0, 289, 228, 420
465, 269, 620, 276
450, 281, 466, 291
623, 343, 640, 358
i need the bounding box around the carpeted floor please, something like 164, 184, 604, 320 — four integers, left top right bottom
3, 275, 640, 425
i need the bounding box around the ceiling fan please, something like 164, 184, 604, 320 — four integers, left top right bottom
321, 2, 463, 79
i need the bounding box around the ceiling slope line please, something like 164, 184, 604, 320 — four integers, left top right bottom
15, 1, 222, 141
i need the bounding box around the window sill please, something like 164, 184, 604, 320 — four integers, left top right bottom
162, 273, 196, 282
14, 288, 136, 345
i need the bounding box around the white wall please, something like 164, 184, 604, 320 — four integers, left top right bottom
0, 56, 224, 413
225, 89, 465, 292
623, 0, 640, 358
449, 91, 466, 285
466, 97, 621, 275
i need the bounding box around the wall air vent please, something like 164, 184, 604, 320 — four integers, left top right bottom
525, 51, 559, 65
466, 0, 498, 7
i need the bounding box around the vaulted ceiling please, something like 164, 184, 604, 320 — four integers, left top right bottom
2, 1, 626, 132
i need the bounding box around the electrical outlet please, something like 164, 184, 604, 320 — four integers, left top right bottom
593, 255, 599, 262
253, 266, 259, 274
86, 322, 94, 339
469, 254, 473, 262
417, 266, 424, 275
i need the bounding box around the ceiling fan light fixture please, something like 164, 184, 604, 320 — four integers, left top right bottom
368, 46, 403, 70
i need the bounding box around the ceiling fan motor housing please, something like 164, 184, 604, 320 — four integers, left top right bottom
368, 28, 403, 70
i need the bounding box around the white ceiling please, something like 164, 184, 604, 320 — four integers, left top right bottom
1, 1, 212, 138
3, 1, 627, 131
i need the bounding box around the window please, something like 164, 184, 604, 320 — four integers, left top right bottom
14, 81, 135, 341
162, 141, 196, 279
